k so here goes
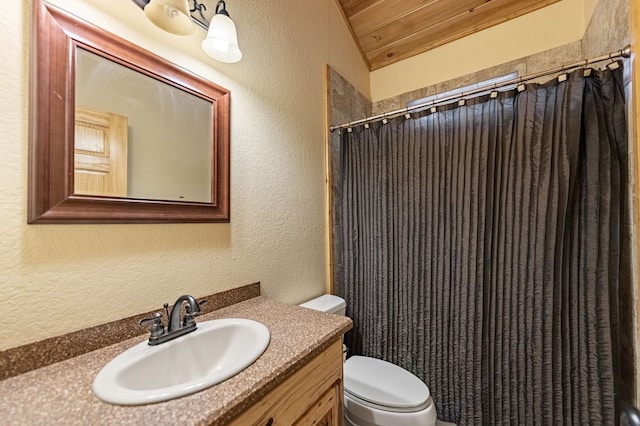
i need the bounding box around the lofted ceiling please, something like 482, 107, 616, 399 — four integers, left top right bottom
336, 0, 561, 71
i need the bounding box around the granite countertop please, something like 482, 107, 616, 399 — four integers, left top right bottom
0, 296, 352, 425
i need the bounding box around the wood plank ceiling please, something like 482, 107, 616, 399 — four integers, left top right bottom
336, 0, 561, 71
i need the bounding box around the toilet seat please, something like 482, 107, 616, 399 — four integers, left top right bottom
344, 356, 431, 413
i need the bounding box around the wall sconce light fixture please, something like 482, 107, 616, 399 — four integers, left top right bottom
136, 0, 242, 63
144, 0, 195, 36
201, 1, 242, 63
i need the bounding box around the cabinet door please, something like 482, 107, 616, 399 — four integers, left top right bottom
293, 384, 341, 426
228, 339, 343, 426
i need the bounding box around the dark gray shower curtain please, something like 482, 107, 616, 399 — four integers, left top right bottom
334, 66, 628, 425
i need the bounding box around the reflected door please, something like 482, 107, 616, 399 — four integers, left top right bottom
74, 106, 128, 197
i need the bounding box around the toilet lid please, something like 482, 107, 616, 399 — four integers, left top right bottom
343, 356, 430, 410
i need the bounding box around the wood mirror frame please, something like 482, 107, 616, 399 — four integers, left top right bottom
29, 0, 230, 224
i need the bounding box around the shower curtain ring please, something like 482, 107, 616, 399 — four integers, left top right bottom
581, 59, 593, 77
490, 82, 499, 98
457, 92, 466, 106
557, 65, 568, 82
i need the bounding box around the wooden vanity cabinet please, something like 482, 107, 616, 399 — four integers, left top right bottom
227, 339, 344, 426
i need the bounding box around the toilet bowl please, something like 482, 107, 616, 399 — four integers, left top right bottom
300, 294, 437, 426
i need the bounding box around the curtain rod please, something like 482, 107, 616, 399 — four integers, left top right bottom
330, 45, 632, 132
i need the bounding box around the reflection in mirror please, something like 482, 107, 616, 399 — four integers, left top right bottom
29, 0, 230, 223
74, 106, 129, 197
75, 48, 213, 203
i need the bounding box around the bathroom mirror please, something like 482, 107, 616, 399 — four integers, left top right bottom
29, 0, 230, 223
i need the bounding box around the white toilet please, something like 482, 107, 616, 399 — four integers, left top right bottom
300, 294, 438, 426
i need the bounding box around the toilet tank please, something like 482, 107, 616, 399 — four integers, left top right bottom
299, 294, 346, 316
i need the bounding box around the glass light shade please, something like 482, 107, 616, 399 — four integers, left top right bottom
145, 0, 194, 36
201, 14, 242, 63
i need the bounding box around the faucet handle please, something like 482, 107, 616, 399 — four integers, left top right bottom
140, 312, 165, 338
183, 300, 207, 327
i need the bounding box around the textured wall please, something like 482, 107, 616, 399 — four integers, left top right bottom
0, 0, 369, 351
371, 41, 584, 115
582, 0, 630, 57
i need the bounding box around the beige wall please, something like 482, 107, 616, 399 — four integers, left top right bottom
369, 0, 591, 102
0, 0, 369, 351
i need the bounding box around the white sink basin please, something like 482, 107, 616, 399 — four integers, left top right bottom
92, 318, 270, 405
